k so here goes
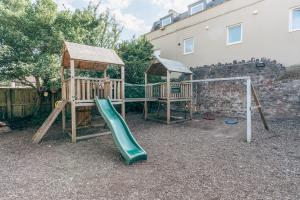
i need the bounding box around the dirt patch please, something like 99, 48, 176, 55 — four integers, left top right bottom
0, 114, 299, 200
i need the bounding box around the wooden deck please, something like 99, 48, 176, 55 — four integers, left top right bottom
125, 98, 158, 103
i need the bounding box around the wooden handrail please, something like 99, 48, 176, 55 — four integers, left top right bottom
74, 77, 106, 81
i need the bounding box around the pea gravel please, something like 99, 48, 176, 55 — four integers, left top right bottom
0, 114, 299, 200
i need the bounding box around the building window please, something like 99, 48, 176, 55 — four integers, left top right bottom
183, 38, 194, 55
161, 16, 172, 27
289, 6, 300, 32
227, 23, 243, 45
190, 2, 204, 15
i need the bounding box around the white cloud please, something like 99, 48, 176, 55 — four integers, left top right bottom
54, 0, 152, 37
87, 0, 150, 35
150, 0, 195, 12
113, 10, 151, 33
83, 0, 132, 10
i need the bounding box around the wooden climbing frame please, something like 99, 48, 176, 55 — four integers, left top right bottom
32, 41, 126, 144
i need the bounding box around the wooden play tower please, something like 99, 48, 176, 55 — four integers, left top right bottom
33, 41, 125, 143
144, 55, 193, 124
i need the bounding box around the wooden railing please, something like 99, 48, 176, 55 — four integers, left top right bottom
145, 82, 192, 99
64, 78, 123, 102
104, 79, 123, 101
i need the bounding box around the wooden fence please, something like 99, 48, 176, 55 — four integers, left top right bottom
0, 88, 61, 121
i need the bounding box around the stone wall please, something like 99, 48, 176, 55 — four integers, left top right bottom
191, 58, 300, 118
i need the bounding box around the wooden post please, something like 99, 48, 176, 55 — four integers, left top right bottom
189, 74, 193, 119
144, 72, 148, 120
166, 70, 171, 124
70, 60, 77, 143
6, 89, 12, 121
121, 66, 125, 118
246, 78, 252, 143
251, 84, 269, 130
61, 66, 66, 133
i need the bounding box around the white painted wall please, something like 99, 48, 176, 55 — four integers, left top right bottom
146, 0, 300, 67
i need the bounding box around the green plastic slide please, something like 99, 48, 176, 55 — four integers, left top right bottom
95, 98, 147, 165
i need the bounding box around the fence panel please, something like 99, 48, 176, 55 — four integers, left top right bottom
0, 88, 61, 121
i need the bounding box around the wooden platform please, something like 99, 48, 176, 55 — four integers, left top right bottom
74, 100, 123, 107
125, 98, 158, 102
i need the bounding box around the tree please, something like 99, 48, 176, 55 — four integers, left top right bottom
118, 37, 153, 84
0, 0, 122, 115
117, 37, 154, 111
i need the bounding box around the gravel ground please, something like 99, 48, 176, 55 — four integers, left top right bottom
0, 114, 299, 200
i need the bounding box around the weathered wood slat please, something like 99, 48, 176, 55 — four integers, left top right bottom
96, 81, 99, 97
117, 81, 121, 99
87, 80, 90, 100
76, 79, 81, 100
82, 80, 86, 100
113, 81, 117, 100
109, 81, 113, 99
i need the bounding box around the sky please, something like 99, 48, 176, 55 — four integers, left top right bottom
54, 0, 196, 40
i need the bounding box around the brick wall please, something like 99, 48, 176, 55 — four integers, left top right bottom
191, 58, 300, 118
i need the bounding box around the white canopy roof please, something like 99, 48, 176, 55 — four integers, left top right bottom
146, 55, 192, 76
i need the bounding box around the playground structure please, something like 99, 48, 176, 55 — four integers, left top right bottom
144, 55, 193, 124
32, 41, 269, 164
60, 42, 126, 143
33, 41, 147, 164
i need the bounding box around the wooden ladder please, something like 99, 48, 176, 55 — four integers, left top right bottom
251, 84, 269, 131
32, 100, 67, 144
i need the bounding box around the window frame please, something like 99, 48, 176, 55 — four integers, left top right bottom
227, 23, 243, 46
161, 16, 172, 27
289, 6, 300, 32
190, 2, 204, 15
183, 37, 194, 55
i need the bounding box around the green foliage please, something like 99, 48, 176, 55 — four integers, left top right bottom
118, 37, 153, 98
0, 0, 122, 89
0, 0, 156, 114
118, 37, 153, 84
117, 37, 154, 112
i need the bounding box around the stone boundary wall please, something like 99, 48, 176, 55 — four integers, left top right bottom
191, 58, 300, 118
